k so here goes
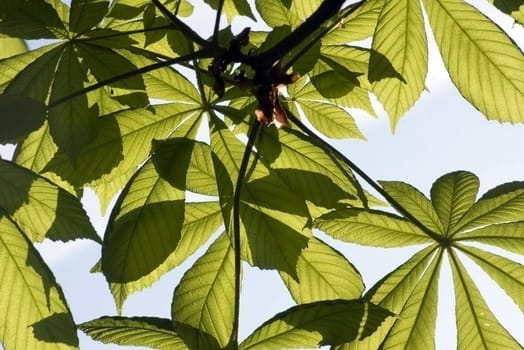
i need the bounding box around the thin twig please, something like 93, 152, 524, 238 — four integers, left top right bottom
285, 111, 444, 242
213, 0, 226, 46
150, 0, 217, 50
48, 50, 212, 109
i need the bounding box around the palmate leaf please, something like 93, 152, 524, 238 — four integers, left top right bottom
172, 232, 235, 349
255, 0, 302, 28
423, 0, 524, 123
79, 316, 187, 350
0, 215, 78, 349
0, 36, 27, 59
279, 237, 364, 303
0, 160, 98, 242
370, 0, 428, 130
239, 299, 393, 349
449, 250, 523, 350
455, 222, 524, 255
0, 93, 47, 143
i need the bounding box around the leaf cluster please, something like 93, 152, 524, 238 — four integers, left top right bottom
0, 0, 523, 349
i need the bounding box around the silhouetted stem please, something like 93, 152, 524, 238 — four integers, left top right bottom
230, 119, 261, 348
48, 50, 212, 109
286, 111, 444, 242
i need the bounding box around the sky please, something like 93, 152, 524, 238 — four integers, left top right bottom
1, 0, 524, 349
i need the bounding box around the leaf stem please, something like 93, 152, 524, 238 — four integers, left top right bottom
285, 111, 444, 242
213, 0, 226, 46
151, 0, 218, 50
48, 50, 213, 109
230, 118, 261, 348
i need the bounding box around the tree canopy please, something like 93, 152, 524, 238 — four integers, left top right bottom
0, 0, 523, 349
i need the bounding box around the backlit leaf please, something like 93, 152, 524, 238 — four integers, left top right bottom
455, 222, 524, 255
370, 0, 427, 130
430, 171, 480, 235
240, 300, 393, 349
450, 250, 523, 349
0, 215, 78, 349
423, 0, 524, 123
80, 316, 187, 350
380, 180, 444, 233
279, 237, 364, 303
172, 232, 234, 349
0, 160, 98, 242
314, 208, 432, 247
486, 0, 524, 26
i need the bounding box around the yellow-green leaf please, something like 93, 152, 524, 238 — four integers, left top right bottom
450, 250, 523, 349
0, 215, 78, 349
172, 233, 234, 349
279, 237, 364, 303
423, 0, 524, 123
371, 0, 427, 130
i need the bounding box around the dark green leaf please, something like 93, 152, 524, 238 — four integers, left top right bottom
48, 45, 99, 160
102, 160, 185, 285
0, 0, 68, 39
239, 299, 393, 349
69, 0, 109, 34
0, 93, 47, 143
80, 316, 187, 349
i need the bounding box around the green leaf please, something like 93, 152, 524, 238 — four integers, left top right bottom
0, 215, 78, 349
172, 232, 234, 349
0, 36, 27, 58
0, 0, 68, 39
423, 0, 524, 123
152, 138, 218, 196
458, 244, 524, 314
279, 237, 364, 303
380, 180, 444, 233
314, 208, 432, 247
486, 0, 524, 25
455, 222, 524, 255
79, 316, 187, 350
102, 160, 185, 285
69, 0, 109, 34
322, 0, 383, 44
370, 0, 427, 130
450, 250, 523, 349
430, 171, 480, 235
202, 0, 255, 23
257, 127, 365, 217
0, 93, 47, 143
255, 0, 302, 28
239, 299, 393, 349
142, 65, 202, 104
0, 160, 99, 242
377, 249, 442, 350
453, 181, 524, 233
109, 201, 222, 312
48, 45, 99, 160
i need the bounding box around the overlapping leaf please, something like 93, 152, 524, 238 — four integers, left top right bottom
80, 316, 187, 350
0, 215, 78, 350
317, 171, 524, 348
239, 300, 393, 349
423, 0, 524, 123
0, 160, 98, 242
